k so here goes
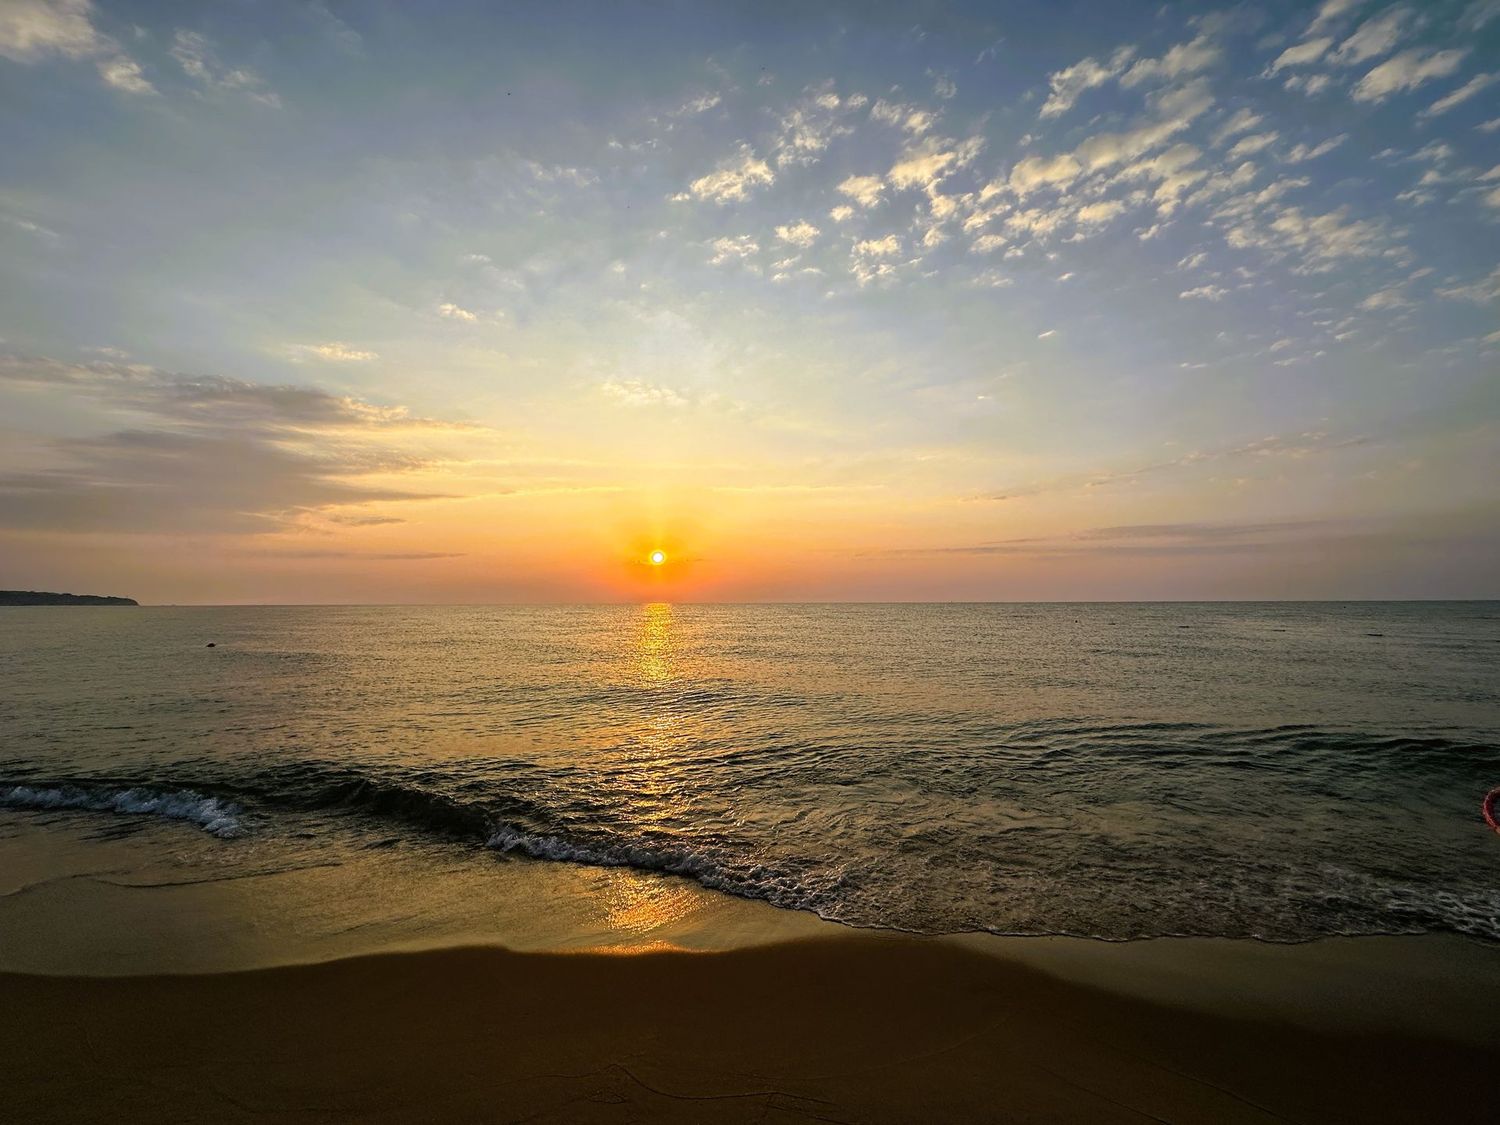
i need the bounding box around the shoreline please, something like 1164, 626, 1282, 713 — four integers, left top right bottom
6, 801, 1500, 1123
5, 933, 1498, 1124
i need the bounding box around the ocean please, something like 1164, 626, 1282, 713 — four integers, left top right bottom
3, 602, 1498, 945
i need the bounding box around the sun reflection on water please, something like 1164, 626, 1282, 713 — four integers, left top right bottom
636, 601, 675, 685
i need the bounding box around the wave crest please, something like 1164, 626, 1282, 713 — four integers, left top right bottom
0, 784, 243, 838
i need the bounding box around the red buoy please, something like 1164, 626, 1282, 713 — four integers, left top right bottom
1484, 788, 1500, 834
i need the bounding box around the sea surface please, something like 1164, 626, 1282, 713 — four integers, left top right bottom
3, 603, 1498, 943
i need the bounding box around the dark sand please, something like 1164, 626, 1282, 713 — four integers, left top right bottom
4, 934, 1496, 1124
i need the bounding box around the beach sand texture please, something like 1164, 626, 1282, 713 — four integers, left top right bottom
5, 935, 1496, 1125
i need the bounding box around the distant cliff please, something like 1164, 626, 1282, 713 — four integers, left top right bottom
0, 590, 139, 606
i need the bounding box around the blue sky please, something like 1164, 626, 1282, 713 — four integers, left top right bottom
1, 0, 1497, 601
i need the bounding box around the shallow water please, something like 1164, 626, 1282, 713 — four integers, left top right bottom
2, 603, 1497, 941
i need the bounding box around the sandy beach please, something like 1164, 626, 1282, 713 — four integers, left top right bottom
4, 800, 1500, 1124
5, 932, 1498, 1125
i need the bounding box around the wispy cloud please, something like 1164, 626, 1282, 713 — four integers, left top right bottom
292, 342, 379, 362
1420, 73, 1497, 117
1038, 45, 1136, 118
0, 356, 466, 534
978, 430, 1370, 502
170, 30, 280, 107
1353, 48, 1468, 102
879, 519, 1348, 558
0, 0, 155, 94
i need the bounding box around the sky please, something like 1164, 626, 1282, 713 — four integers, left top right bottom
1, 0, 1497, 603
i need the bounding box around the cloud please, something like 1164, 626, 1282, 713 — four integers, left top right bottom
675, 92, 721, 115
1119, 35, 1221, 88
828, 204, 855, 222
1306, 0, 1366, 35
884, 518, 1344, 558
887, 134, 983, 191
1008, 152, 1083, 195
1116, 138, 1206, 212
598, 379, 688, 407
0, 0, 102, 60
521, 161, 598, 188
294, 342, 378, 362
1408, 140, 1455, 164
3, 213, 59, 240
979, 430, 1369, 502
1, 356, 464, 431
708, 234, 759, 264
853, 235, 901, 257
252, 550, 463, 561
1353, 48, 1468, 102
321, 513, 407, 527
1222, 202, 1397, 273
870, 98, 935, 134
1037, 329, 1056, 339
1210, 108, 1263, 146
852, 231, 906, 286
1463, 1, 1500, 31
774, 220, 819, 247
837, 174, 885, 208
1436, 266, 1500, 303
96, 54, 152, 94
1038, 45, 1136, 118
437, 303, 477, 321
170, 31, 279, 107
1328, 7, 1412, 67
1283, 73, 1334, 95
1227, 132, 1279, 160
1073, 520, 1328, 542
688, 143, 775, 202
1419, 73, 1497, 117
1000, 79, 1213, 209
0, 0, 154, 93
1075, 199, 1128, 225
0, 356, 460, 534
773, 85, 859, 166
1284, 134, 1347, 162
1359, 286, 1410, 310
1266, 36, 1335, 74
1180, 285, 1228, 300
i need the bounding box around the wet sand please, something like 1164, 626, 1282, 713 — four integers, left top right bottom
5, 933, 1497, 1125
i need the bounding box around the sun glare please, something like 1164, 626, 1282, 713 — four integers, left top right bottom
649, 550, 666, 566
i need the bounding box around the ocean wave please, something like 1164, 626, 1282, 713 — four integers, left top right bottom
484, 825, 842, 914
1320, 866, 1500, 941
4, 720, 1498, 943
0, 784, 243, 838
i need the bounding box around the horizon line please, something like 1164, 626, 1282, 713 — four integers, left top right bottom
12, 598, 1497, 608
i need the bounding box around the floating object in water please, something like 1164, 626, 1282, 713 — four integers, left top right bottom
206, 642, 216, 648
1484, 788, 1500, 834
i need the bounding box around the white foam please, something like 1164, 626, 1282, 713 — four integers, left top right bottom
487, 825, 702, 874
483, 824, 838, 915
1321, 864, 1500, 940
0, 784, 244, 838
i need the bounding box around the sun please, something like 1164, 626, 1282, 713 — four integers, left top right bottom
649, 550, 666, 566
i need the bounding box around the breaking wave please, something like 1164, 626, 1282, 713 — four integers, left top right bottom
0, 784, 244, 838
